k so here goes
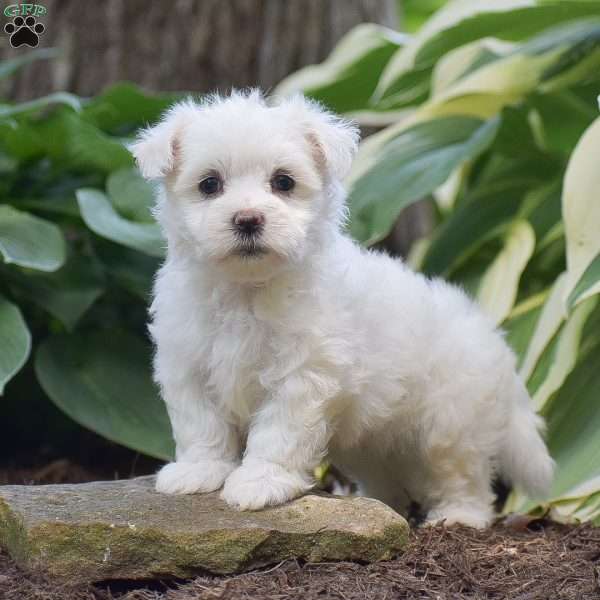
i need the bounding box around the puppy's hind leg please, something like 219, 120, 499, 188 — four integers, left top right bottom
421, 443, 495, 529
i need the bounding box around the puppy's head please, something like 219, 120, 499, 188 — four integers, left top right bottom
130, 91, 359, 283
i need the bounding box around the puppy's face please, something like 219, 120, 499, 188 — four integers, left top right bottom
131, 92, 358, 283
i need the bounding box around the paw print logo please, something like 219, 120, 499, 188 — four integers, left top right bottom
4, 15, 45, 48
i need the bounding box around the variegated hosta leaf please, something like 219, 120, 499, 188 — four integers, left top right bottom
567, 252, 600, 310
348, 115, 499, 245
375, 0, 600, 108
274, 24, 405, 114
422, 19, 600, 121
519, 273, 567, 382
505, 301, 600, 517
562, 117, 600, 309
374, 0, 535, 106
350, 19, 600, 189
431, 37, 515, 96
542, 334, 600, 505
530, 297, 598, 411
477, 220, 535, 325
422, 152, 552, 277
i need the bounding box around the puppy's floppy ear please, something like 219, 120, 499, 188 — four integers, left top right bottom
282, 95, 360, 181
129, 100, 199, 179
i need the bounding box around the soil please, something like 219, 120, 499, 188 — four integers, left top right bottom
1, 459, 599, 599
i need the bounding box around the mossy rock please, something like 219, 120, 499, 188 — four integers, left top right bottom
0, 476, 408, 582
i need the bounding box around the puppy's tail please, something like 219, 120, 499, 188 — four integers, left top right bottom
499, 375, 554, 499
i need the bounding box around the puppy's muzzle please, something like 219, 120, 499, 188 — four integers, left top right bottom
232, 209, 265, 237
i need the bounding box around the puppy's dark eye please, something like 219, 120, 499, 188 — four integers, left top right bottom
271, 173, 295, 193
198, 175, 223, 196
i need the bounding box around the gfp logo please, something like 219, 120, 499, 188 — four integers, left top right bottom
4, 4, 47, 48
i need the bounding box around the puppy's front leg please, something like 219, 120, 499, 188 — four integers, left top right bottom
156, 377, 240, 495
222, 371, 332, 510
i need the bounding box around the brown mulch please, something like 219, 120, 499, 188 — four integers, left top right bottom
1, 520, 599, 600
0, 453, 161, 487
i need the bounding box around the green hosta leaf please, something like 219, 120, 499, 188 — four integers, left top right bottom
35, 330, 174, 460
567, 252, 600, 310
0, 116, 51, 161
0, 205, 66, 271
17, 195, 80, 218
348, 115, 499, 245
0, 92, 82, 119
562, 117, 600, 309
106, 167, 155, 223
275, 24, 405, 113
0, 294, 31, 394
94, 240, 158, 301
0, 109, 133, 171
63, 112, 133, 173
7, 253, 105, 330
76, 188, 164, 257
82, 83, 181, 132
477, 220, 535, 325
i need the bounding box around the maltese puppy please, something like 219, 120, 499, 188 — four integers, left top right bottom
130, 90, 553, 528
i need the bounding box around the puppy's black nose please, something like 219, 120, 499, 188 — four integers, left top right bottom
232, 209, 265, 235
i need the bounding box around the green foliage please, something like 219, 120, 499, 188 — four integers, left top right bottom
0, 70, 175, 459
0, 204, 66, 270
402, 0, 448, 34
2, 1, 600, 525
0, 295, 30, 394
277, 0, 600, 522
349, 115, 499, 244
35, 331, 174, 460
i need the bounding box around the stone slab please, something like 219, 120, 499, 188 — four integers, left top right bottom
0, 476, 409, 582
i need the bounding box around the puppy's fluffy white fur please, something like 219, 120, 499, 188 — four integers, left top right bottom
131, 90, 553, 528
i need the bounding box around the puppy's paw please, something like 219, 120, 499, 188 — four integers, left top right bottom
155, 459, 237, 495
425, 504, 493, 529
221, 460, 311, 511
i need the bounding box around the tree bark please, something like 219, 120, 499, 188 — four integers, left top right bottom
1, 0, 397, 100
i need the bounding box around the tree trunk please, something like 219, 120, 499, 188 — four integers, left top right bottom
1, 0, 397, 100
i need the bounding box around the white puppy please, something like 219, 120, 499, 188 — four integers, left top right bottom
130, 90, 553, 528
